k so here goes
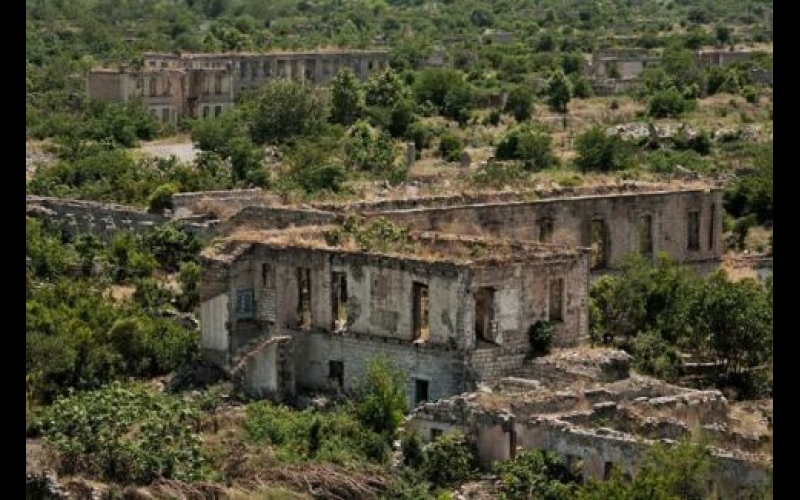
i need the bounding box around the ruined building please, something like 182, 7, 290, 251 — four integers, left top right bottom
200, 228, 589, 403
195, 184, 724, 404
407, 349, 772, 498
86, 49, 388, 122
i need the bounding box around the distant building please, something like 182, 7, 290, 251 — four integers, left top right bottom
87, 49, 389, 122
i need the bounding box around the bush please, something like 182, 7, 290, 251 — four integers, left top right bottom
294, 163, 351, 194
631, 331, 683, 381
574, 126, 634, 172
147, 183, 179, 213
355, 355, 408, 436
402, 431, 424, 468
504, 85, 535, 122
648, 88, 696, 118
438, 131, 463, 163
469, 161, 527, 189
527, 320, 555, 358
495, 124, 558, 171
495, 449, 581, 500
742, 85, 759, 104
422, 431, 476, 487
36, 383, 208, 484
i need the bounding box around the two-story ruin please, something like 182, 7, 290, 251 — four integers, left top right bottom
86, 49, 388, 121
194, 184, 724, 403
200, 227, 590, 403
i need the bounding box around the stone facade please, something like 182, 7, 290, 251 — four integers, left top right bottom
87, 49, 388, 121
199, 230, 590, 403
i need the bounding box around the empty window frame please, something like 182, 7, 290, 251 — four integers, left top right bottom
538, 218, 554, 243
328, 360, 344, 389
214, 105, 222, 117
639, 214, 653, 257
297, 268, 312, 329
549, 278, 564, 322
161, 108, 170, 123
412, 282, 430, 342
149, 76, 158, 97
235, 289, 255, 319
708, 204, 716, 251
332, 272, 348, 331
589, 219, 608, 269
215, 74, 223, 94
414, 379, 430, 405
687, 210, 701, 251
202, 106, 210, 118
474, 287, 497, 344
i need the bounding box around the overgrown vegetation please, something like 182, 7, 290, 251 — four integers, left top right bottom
590, 254, 773, 398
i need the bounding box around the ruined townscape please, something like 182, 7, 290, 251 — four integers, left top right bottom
27, 1, 772, 499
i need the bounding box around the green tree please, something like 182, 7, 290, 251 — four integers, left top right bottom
355, 355, 408, 436
495, 123, 558, 171
422, 431, 476, 487
330, 68, 364, 126
574, 126, 633, 173
579, 438, 712, 500
648, 88, 696, 118
495, 449, 581, 500
438, 131, 463, 163
413, 68, 473, 124
248, 79, 327, 144
147, 182, 179, 214
365, 68, 412, 109
545, 69, 572, 113
504, 85, 535, 122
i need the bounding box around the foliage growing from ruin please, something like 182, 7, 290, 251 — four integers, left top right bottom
590, 254, 773, 398
355, 355, 409, 436
574, 126, 634, 173
33, 383, 209, 484
495, 449, 582, 500
326, 216, 418, 255
527, 320, 555, 359
246, 79, 329, 144
420, 431, 477, 487
330, 68, 365, 126
578, 438, 712, 500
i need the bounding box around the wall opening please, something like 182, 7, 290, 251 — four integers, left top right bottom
328, 360, 344, 389
235, 289, 255, 319
430, 428, 443, 441
538, 218, 554, 243
709, 203, 716, 251
214, 74, 222, 94
687, 210, 700, 251
202, 106, 210, 118
603, 461, 615, 481
589, 219, 608, 269
549, 278, 564, 322
161, 108, 170, 123
297, 268, 312, 330
412, 282, 430, 342
638, 214, 653, 257
261, 263, 272, 288
414, 379, 430, 405
149, 76, 157, 97
332, 272, 348, 332
474, 287, 497, 345
214, 105, 222, 117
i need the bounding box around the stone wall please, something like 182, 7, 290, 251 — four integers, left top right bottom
363, 189, 724, 269
290, 329, 466, 403
213, 205, 339, 235
172, 188, 272, 216
26, 196, 166, 240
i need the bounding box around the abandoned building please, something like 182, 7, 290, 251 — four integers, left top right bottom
199, 227, 590, 403
406, 348, 772, 498
208, 184, 725, 273
87, 49, 388, 121
588, 48, 660, 80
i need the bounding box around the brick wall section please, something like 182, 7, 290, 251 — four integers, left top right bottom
172, 189, 271, 214
213, 206, 339, 235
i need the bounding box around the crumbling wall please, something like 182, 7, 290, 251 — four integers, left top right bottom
214, 205, 338, 235
291, 329, 466, 403
364, 189, 724, 268
172, 188, 273, 216
26, 196, 166, 239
